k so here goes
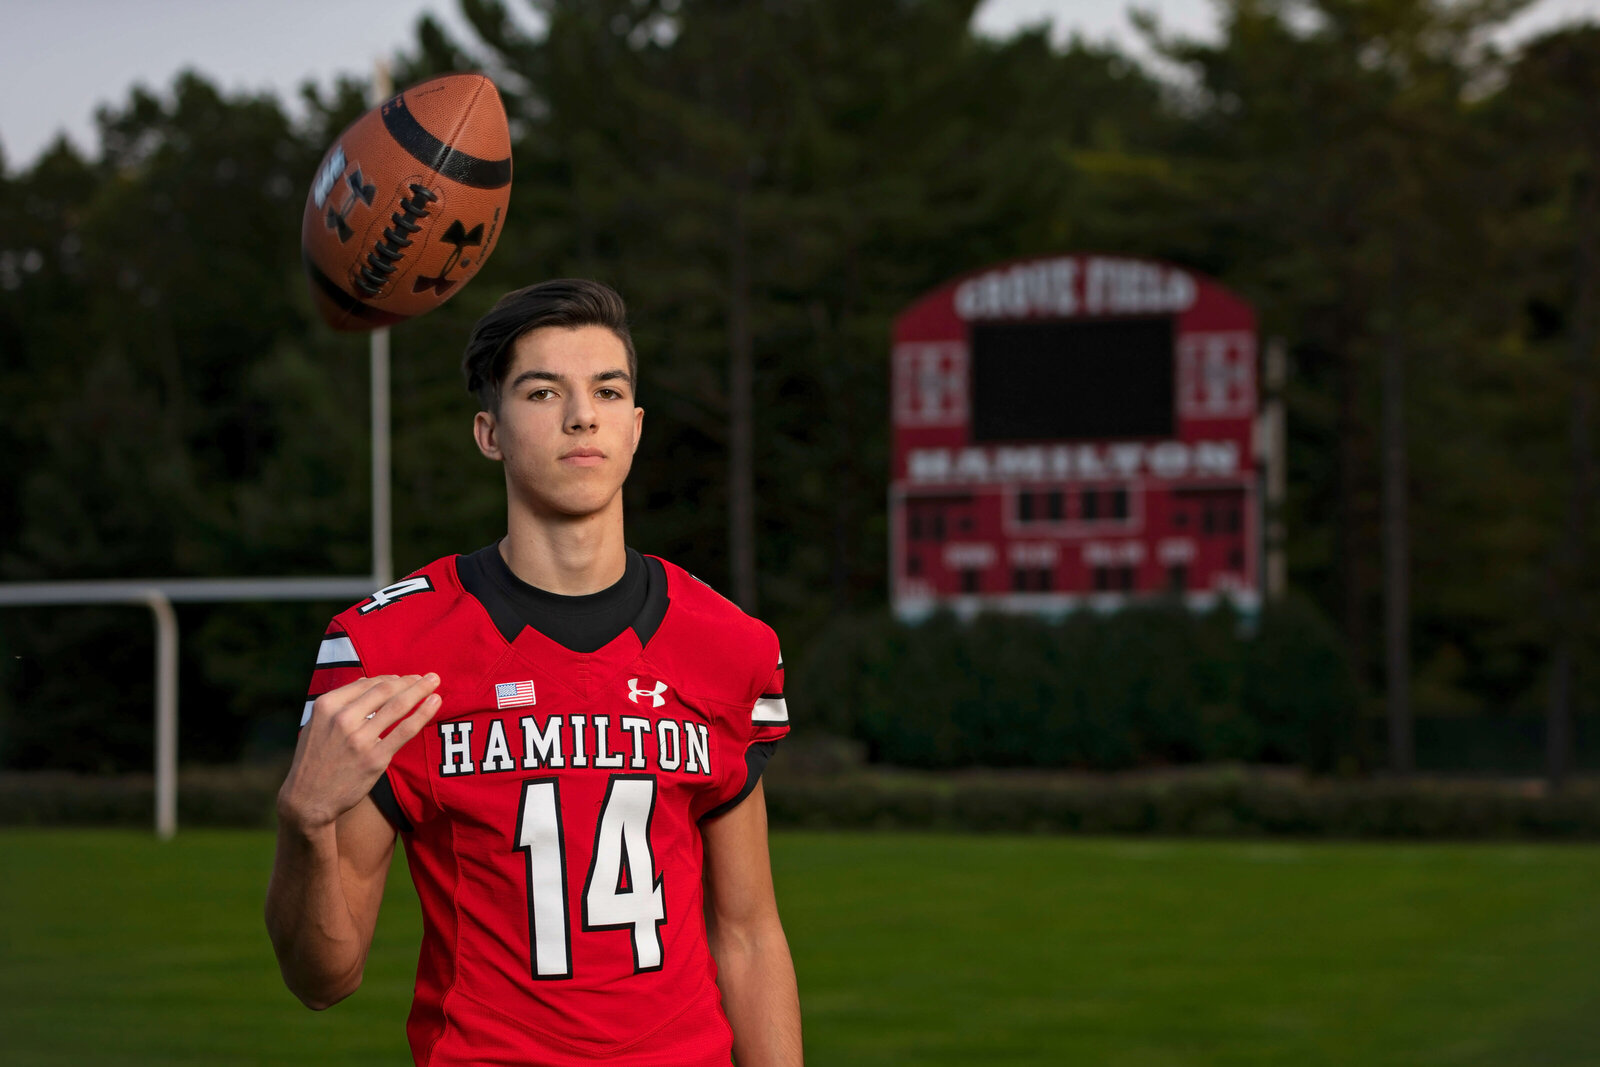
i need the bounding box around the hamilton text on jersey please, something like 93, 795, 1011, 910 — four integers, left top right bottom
436, 713, 712, 779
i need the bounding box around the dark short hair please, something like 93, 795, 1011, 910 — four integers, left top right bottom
461, 278, 637, 412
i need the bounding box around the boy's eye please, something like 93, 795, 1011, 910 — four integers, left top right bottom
529, 388, 555, 400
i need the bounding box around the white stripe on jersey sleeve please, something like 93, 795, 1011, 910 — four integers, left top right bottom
301, 699, 316, 727
316, 634, 360, 667
752, 696, 789, 726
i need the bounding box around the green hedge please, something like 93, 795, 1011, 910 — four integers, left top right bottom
792, 598, 1363, 772
6, 765, 1597, 839
0, 768, 281, 828
763, 767, 1600, 839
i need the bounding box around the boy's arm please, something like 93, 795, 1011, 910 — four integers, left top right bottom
264, 674, 439, 1009
702, 780, 803, 1066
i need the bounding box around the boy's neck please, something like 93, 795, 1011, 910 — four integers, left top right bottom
498, 506, 629, 596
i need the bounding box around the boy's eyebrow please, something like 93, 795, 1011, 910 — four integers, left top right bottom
509, 368, 633, 389
509, 369, 562, 389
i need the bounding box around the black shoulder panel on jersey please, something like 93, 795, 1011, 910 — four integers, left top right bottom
700, 741, 777, 821
456, 546, 525, 644
369, 774, 414, 833
632, 555, 670, 648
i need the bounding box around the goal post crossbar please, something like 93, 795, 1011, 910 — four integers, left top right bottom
0, 577, 378, 606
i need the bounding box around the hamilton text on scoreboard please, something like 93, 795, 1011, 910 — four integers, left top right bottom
890, 253, 1260, 618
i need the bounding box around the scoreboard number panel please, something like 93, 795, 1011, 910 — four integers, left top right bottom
1178, 332, 1257, 419
894, 342, 968, 426
890, 254, 1260, 617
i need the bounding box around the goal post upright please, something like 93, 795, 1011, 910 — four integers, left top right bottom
371, 59, 395, 590
146, 591, 177, 840
372, 324, 393, 589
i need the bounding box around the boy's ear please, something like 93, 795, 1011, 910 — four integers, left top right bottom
473, 410, 503, 461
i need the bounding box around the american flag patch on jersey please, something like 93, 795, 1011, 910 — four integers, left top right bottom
495, 680, 537, 709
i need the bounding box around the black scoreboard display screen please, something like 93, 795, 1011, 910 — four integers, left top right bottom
969, 317, 1175, 442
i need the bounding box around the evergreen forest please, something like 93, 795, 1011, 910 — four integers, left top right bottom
1, 0, 1596, 779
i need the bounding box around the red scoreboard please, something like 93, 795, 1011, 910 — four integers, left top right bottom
891, 253, 1260, 618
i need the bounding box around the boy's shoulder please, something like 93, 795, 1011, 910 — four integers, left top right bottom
330, 555, 466, 637
645, 555, 781, 698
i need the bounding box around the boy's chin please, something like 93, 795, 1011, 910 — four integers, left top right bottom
522, 491, 622, 521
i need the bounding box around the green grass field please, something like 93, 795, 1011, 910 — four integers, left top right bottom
2, 830, 1597, 1065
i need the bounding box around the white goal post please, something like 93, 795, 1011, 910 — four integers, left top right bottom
0, 577, 379, 839
1, 324, 393, 839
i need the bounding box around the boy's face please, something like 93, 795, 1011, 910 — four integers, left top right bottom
473, 325, 643, 520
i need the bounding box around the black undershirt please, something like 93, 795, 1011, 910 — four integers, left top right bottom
456, 542, 650, 652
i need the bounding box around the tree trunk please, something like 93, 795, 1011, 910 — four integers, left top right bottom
1547, 641, 1573, 786
1335, 325, 1369, 685
1383, 287, 1413, 776
726, 178, 756, 613
1548, 169, 1599, 788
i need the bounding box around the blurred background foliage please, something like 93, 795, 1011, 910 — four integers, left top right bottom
1, 0, 1596, 775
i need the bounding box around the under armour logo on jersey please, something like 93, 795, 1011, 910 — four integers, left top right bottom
627, 678, 669, 707
358, 575, 435, 614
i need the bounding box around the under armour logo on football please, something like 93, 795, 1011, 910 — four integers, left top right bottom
413, 219, 484, 295
325, 167, 377, 243
627, 679, 668, 707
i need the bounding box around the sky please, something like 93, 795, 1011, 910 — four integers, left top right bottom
1, 0, 1595, 172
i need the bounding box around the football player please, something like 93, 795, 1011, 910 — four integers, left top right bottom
265, 279, 802, 1066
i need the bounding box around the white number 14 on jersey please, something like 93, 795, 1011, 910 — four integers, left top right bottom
514, 775, 666, 979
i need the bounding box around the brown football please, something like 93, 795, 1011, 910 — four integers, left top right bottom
301, 73, 512, 332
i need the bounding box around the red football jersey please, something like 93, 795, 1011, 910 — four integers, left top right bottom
303, 553, 789, 1066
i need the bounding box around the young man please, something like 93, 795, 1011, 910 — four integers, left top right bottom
265, 279, 802, 1066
